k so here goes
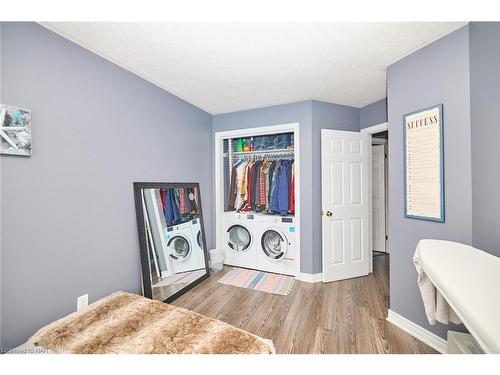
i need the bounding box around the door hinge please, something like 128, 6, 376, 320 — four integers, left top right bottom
385, 235, 388, 240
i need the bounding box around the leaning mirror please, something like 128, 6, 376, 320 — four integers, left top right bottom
133, 182, 210, 303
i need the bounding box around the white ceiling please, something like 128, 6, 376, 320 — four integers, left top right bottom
41, 22, 466, 114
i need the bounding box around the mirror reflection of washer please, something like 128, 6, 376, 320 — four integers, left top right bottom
168, 235, 191, 261
255, 215, 296, 276
197, 231, 202, 248
190, 217, 206, 264
165, 222, 204, 274
222, 212, 256, 269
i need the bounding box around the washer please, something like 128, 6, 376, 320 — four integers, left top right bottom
255, 214, 296, 276
165, 221, 204, 273
222, 212, 257, 269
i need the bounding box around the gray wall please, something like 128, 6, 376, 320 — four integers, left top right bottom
0, 22, 213, 348
360, 98, 387, 130
387, 25, 472, 339
470, 22, 500, 257
310, 100, 360, 271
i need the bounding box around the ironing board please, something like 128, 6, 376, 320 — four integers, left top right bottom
415, 239, 500, 353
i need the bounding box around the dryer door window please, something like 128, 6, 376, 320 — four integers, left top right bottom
227, 225, 252, 252
261, 230, 287, 260
168, 236, 191, 261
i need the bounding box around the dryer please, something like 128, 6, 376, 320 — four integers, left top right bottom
165, 221, 204, 273
254, 214, 296, 276
222, 212, 257, 269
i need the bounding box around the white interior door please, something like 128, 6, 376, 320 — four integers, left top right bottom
372, 145, 386, 252
321, 130, 370, 282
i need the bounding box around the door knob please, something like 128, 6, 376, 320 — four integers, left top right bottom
322, 210, 333, 217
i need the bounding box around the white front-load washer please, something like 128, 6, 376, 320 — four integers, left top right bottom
222, 212, 257, 269
165, 221, 204, 273
255, 214, 296, 276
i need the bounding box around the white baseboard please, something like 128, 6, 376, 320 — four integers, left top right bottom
387, 309, 447, 354
296, 272, 323, 283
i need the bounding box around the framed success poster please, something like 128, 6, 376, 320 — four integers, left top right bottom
404, 104, 444, 222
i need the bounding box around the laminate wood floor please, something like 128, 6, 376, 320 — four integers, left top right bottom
172, 254, 437, 354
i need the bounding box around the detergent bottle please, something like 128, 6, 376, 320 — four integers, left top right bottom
236, 138, 243, 152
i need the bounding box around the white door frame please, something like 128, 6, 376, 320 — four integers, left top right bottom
361, 122, 389, 272
214, 123, 301, 277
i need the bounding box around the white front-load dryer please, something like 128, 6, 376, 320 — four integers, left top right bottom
255, 214, 296, 276
165, 221, 204, 274
222, 212, 257, 269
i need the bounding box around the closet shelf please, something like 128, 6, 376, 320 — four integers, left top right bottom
229, 148, 294, 156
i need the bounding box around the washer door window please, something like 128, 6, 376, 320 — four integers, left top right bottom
261, 229, 287, 260
168, 235, 191, 262
227, 225, 252, 252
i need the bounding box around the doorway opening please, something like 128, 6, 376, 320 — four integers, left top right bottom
320, 123, 389, 282
371, 130, 388, 256
362, 122, 389, 268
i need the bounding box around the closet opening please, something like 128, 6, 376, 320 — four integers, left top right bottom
214, 123, 301, 277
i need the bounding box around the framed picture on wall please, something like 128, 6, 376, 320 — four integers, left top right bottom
0, 104, 32, 156
403, 104, 445, 222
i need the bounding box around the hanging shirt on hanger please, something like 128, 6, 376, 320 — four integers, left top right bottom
179, 187, 186, 214
266, 161, 276, 213
234, 160, 247, 211
261, 160, 272, 211
277, 160, 292, 216
242, 160, 256, 212
193, 187, 200, 212
241, 160, 250, 204
165, 188, 180, 225
258, 160, 268, 209
227, 162, 240, 210
164, 189, 173, 226
269, 162, 281, 213
185, 187, 194, 214
160, 188, 166, 210
251, 160, 262, 211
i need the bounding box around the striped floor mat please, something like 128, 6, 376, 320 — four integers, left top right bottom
218, 268, 295, 295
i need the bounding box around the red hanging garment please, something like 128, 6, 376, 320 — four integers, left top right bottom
160, 189, 166, 210
259, 163, 266, 206
242, 162, 255, 212
179, 188, 186, 214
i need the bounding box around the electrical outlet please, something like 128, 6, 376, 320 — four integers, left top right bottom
77, 294, 88, 311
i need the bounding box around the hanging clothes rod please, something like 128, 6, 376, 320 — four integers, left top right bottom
234, 155, 294, 161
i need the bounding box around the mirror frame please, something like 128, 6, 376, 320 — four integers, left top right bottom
133, 182, 210, 303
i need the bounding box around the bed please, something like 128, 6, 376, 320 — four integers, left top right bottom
9, 291, 275, 354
